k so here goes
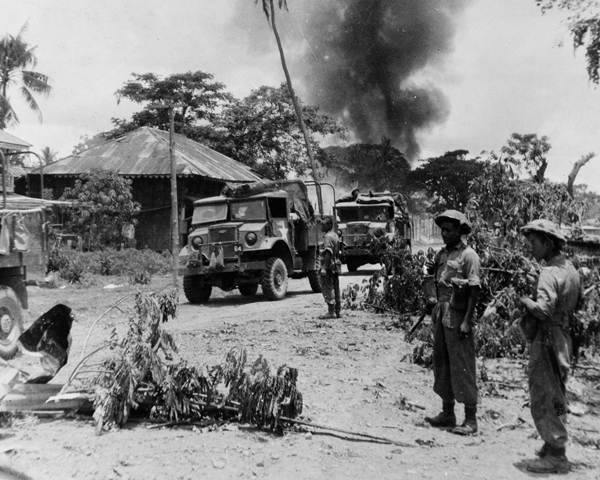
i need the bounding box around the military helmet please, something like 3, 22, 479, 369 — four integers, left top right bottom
520, 219, 566, 248
434, 210, 472, 234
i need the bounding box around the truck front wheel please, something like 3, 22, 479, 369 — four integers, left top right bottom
0, 287, 24, 360
183, 276, 212, 304
261, 257, 288, 300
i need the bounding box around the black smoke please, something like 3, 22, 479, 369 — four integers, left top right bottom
230, 0, 471, 160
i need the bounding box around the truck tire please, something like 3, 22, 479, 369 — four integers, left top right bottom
261, 257, 288, 300
0, 287, 24, 360
239, 283, 259, 296
308, 255, 322, 293
183, 276, 212, 304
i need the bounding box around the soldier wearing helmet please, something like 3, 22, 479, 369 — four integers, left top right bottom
519, 219, 581, 474
424, 210, 481, 435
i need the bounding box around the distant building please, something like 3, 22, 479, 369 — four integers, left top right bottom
27, 127, 262, 250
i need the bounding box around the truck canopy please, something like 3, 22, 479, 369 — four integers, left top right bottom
221, 180, 313, 222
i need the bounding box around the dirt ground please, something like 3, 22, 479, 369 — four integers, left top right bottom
1, 257, 599, 480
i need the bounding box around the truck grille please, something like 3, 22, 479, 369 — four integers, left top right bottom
209, 227, 237, 243
347, 224, 369, 235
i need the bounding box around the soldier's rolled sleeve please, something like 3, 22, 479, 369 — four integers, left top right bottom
462, 249, 481, 288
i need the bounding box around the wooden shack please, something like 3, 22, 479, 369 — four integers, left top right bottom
26, 127, 262, 250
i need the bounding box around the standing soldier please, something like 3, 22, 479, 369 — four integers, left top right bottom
519, 220, 580, 474
424, 210, 481, 435
319, 217, 341, 319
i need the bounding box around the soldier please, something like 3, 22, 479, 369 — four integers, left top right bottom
424, 210, 481, 435
319, 217, 341, 319
519, 219, 581, 474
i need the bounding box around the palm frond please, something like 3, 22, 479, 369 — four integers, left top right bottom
21, 70, 51, 94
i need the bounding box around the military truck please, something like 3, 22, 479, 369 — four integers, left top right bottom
0, 173, 52, 359
335, 192, 411, 272
179, 180, 335, 303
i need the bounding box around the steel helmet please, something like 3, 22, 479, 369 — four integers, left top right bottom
434, 210, 472, 234
520, 219, 566, 248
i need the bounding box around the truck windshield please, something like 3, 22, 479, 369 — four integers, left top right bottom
337, 208, 360, 222
231, 200, 266, 221
361, 206, 388, 221
192, 203, 228, 224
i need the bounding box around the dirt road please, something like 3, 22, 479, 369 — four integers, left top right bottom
1, 265, 599, 480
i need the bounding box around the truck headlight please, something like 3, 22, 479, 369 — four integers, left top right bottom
245, 232, 257, 246
191, 236, 203, 250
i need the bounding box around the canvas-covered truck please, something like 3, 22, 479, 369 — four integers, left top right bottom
179, 180, 335, 303
0, 196, 52, 359
335, 192, 411, 272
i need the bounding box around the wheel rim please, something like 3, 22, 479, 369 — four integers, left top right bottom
274, 270, 283, 290
0, 309, 13, 339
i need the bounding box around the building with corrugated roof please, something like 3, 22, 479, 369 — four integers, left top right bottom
27, 127, 262, 250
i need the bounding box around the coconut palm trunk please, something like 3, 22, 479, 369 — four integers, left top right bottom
262, 0, 323, 214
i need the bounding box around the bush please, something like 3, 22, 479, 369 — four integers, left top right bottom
46, 247, 172, 285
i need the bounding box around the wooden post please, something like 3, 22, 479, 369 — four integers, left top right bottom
148, 103, 186, 291
168, 106, 178, 291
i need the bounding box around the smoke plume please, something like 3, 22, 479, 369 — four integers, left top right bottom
230, 0, 471, 160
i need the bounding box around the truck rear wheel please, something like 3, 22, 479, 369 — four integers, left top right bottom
183, 276, 212, 304
261, 257, 288, 300
308, 255, 322, 293
239, 283, 259, 296
0, 288, 24, 360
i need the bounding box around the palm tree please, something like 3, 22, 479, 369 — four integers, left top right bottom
0, 23, 52, 129
41, 146, 57, 165
254, 0, 323, 212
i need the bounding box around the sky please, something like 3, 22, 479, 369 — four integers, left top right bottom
2, 0, 600, 192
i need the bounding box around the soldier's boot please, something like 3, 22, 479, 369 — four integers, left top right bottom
335, 304, 342, 319
452, 405, 478, 435
318, 303, 336, 319
425, 401, 456, 428
535, 442, 551, 458
527, 446, 569, 474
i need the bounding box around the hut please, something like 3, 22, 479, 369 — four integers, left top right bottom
27, 127, 261, 250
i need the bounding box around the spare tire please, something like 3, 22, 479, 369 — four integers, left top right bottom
0, 287, 24, 360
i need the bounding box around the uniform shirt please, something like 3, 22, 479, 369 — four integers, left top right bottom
434, 241, 481, 296
432, 241, 481, 328
321, 231, 340, 270
527, 254, 580, 328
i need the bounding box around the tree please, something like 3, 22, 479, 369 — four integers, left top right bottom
59, 169, 141, 250
41, 146, 57, 165
567, 151, 596, 198
215, 84, 346, 179
72, 134, 107, 155
0, 22, 52, 128
322, 138, 411, 193
536, 1, 600, 83
407, 151, 485, 212
254, 0, 322, 208
102, 71, 232, 141
500, 133, 551, 183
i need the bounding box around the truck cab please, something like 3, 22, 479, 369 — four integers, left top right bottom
335, 192, 411, 272
179, 180, 335, 302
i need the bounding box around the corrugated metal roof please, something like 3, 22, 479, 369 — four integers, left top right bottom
0, 130, 31, 150
38, 127, 262, 182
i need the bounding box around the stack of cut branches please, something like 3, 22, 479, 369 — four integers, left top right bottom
63, 291, 303, 434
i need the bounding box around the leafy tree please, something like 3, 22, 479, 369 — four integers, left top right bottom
500, 133, 551, 183
102, 71, 232, 141
253, 0, 322, 206
0, 22, 52, 128
59, 169, 141, 251
322, 138, 410, 193
72, 133, 107, 155
215, 84, 346, 179
536, 0, 600, 83
407, 150, 485, 212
